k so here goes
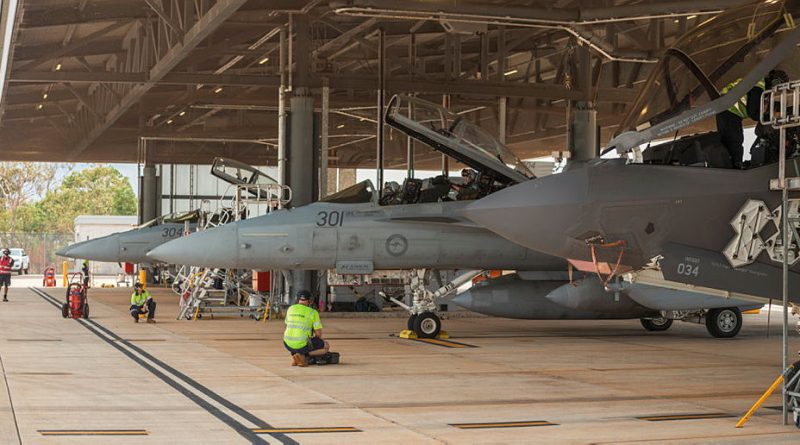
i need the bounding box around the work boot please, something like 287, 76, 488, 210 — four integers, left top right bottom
292, 353, 307, 367
2, 296, 7, 302
134, 317, 139, 323
147, 319, 156, 324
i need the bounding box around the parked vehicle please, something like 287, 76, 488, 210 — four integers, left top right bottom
8, 248, 29, 275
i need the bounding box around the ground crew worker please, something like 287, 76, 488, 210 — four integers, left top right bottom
716, 76, 767, 169
283, 290, 330, 367
81, 260, 90, 287
130, 282, 156, 323
0, 248, 13, 302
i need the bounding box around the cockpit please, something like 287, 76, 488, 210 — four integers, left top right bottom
617, 1, 800, 169
320, 168, 507, 207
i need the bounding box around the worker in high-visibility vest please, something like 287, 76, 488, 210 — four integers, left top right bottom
130, 282, 156, 323
716, 77, 766, 169
0, 248, 14, 302
716, 70, 789, 169
283, 290, 330, 367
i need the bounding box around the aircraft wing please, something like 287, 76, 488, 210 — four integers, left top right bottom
658, 243, 800, 303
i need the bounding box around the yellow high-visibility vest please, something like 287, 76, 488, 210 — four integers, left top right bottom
722, 78, 766, 119
283, 304, 323, 349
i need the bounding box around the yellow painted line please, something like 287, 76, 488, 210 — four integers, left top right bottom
414, 338, 477, 348
252, 427, 360, 434
638, 413, 733, 422
450, 421, 556, 429
39, 430, 149, 436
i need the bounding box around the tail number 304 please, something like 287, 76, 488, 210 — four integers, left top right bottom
316, 211, 344, 227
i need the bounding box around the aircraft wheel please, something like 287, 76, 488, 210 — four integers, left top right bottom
706, 307, 742, 338
407, 314, 418, 331
413, 312, 441, 339
640, 317, 673, 332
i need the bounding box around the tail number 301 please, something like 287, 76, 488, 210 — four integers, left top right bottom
316, 211, 344, 227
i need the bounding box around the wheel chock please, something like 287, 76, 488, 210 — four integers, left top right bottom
437, 330, 449, 339
399, 330, 418, 339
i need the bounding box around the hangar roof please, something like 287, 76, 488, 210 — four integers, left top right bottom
0, 0, 755, 167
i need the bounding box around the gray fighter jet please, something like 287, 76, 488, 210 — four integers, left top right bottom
149, 93, 761, 338
465, 3, 800, 311
57, 157, 280, 265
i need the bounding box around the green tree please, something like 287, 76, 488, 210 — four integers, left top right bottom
37, 166, 137, 233
0, 162, 63, 231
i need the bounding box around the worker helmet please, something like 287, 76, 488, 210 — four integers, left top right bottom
134, 282, 143, 289
767, 69, 790, 88
297, 289, 311, 301
2, 248, 9, 255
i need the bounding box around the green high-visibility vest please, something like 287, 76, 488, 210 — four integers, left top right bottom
131, 290, 150, 306
722, 78, 766, 119
283, 304, 323, 349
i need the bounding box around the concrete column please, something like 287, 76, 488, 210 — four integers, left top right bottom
320, 83, 329, 199
567, 44, 598, 161
140, 164, 158, 224
288, 15, 314, 296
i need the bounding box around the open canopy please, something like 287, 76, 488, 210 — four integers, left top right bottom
616, 1, 797, 138
385, 95, 533, 184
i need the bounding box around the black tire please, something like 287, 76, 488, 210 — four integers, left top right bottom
407, 314, 418, 331
82, 304, 89, 319
413, 312, 441, 339
17, 269, 22, 275
61, 303, 69, 318
640, 317, 673, 332
706, 307, 742, 338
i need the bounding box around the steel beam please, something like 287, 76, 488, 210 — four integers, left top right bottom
66, 0, 248, 160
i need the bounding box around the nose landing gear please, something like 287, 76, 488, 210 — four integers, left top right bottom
385, 269, 483, 339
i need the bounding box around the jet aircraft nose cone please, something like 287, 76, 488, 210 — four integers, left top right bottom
57, 235, 120, 262
463, 167, 589, 259
148, 224, 239, 267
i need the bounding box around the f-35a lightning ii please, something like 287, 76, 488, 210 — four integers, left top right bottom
465, 3, 800, 313
150, 94, 761, 338
57, 158, 283, 265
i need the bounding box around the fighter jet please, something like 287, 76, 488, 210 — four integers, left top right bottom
465, 3, 800, 309
57, 157, 282, 265
57, 210, 198, 265
149, 93, 761, 338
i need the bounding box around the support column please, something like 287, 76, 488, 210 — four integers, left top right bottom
567, 44, 597, 161
140, 164, 158, 224
498, 97, 507, 144
277, 26, 288, 185
376, 27, 386, 194
287, 15, 315, 296
320, 82, 329, 199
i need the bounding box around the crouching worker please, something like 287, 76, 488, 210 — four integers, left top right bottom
283, 290, 330, 367
130, 282, 156, 323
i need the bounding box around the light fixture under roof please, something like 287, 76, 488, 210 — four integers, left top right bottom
258, 57, 269, 65
213, 87, 223, 94
55, 63, 62, 71
504, 69, 518, 76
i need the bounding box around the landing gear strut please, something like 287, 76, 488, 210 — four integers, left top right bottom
385, 269, 483, 339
